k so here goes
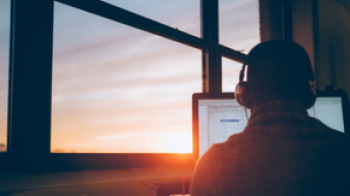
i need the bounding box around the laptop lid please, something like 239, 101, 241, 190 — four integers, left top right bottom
192, 93, 247, 159
193, 91, 349, 159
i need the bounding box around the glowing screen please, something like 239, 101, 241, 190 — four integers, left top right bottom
197, 96, 345, 158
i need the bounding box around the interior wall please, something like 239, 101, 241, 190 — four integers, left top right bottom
317, 0, 350, 93
292, 0, 316, 81
259, 0, 284, 41
292, 0, 350, 93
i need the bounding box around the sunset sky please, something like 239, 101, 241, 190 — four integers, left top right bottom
0, 0, 10, 152
0, 0, 259, 153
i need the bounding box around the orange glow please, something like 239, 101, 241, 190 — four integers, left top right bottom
47, 1, 259, 154
51, 129, 193, 153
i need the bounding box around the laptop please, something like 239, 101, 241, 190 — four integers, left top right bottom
192, 92, 348, 159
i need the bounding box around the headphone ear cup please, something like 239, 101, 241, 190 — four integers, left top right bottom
235, 82, 252, 108
303, 87, 317, 109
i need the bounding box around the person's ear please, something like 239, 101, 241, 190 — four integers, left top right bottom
302, 87, 317, 109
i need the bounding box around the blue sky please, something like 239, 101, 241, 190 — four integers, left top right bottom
0, 0, 259, 153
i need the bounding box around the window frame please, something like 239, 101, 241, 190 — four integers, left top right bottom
2, 0, 247, 172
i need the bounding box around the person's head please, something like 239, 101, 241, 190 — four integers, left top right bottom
235, 40, 316, 109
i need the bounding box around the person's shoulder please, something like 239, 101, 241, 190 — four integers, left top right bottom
313, 119, 350, 140
327, 129, 350, 146
196, 134, 246, 167
307, 120, 350, 152
198, 142, 227, 163
303, 115, 350, 139
195, 137, 239, 168
191, 143, 227, 196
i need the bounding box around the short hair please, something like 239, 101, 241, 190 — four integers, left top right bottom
246, 40, 314, 105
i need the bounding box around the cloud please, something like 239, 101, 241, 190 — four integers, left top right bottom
51, 23, 202, 138
53, 128, 192, 153
102, 0, 200, 36
49, 0, 259, 153
219, 0, 260, 52
0, 1, 259, 152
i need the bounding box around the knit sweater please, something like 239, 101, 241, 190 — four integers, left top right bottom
190, 100, 350, 196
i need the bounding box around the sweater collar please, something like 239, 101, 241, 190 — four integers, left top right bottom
249, 99, 308, 120
242, 100, 322, 138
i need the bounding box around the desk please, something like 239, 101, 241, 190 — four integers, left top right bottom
0, 166, 193, 196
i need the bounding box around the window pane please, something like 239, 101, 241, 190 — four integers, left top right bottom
222, 57, 242, 92
219, 0, 259, 53
0, 0, 10, 152
52, 2, 201, 153
101, 0, 200, 37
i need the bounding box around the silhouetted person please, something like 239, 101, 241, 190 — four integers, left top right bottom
190, 41, 350, 196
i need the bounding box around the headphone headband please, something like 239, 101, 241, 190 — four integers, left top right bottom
239, 58, 249, 82
236, 41, 316, 109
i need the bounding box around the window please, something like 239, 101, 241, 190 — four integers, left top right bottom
0, 0, 10, 152
3, 0, 260, 171
220, 0, 259, 92
222, 58, 242, 92
52, 2, 201, 153
219, 0, 259, 52
101, 0, 200, 37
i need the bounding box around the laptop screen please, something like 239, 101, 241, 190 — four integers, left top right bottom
197, 98, 248, 157
308, 96, 344, 132
193, 93, 347, 158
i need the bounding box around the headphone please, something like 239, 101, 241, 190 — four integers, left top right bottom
234, 57, 317, 109
235, 60, 252, 108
